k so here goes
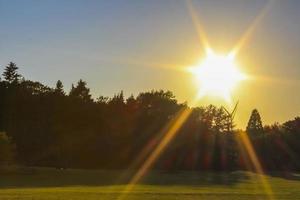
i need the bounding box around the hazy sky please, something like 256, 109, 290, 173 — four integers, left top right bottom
0, 0, 300, 128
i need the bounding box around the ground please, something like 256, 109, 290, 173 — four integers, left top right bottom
0, 167, 300, 200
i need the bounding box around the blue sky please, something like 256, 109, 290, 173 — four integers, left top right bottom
0, 0, 300, 127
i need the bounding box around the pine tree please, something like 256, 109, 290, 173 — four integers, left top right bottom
54, 80, 65, 95
69, 79, 92, 102
2, 62, 21, 83
246, 109, 263, 135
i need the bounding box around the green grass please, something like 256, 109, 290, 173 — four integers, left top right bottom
1, 167, 300, 199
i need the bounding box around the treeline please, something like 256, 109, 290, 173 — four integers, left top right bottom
0, 62, 300, 171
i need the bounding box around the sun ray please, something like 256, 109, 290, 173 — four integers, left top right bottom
116, 99, 199, 200
185, 0, 211, 52
229, 0, 273, 58
101, 57, 188, 72
251, 74, 300, 86
237, 132, 275, 200
117, 1, 276, 200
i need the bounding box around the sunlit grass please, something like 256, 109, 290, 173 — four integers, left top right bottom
1, 168, 300, 200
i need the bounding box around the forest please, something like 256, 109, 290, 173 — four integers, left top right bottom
0, 62, 299, 171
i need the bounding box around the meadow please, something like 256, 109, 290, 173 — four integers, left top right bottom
1, 167, 300, 200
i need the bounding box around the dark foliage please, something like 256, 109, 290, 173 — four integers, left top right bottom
0, 62, 299, 171
246, 109, 263, 136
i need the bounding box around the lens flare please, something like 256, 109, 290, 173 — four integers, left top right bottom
237, 132, 275, 200
188, 50, 247, 102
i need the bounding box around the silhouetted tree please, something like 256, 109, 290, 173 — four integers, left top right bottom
2, 62, 21, 84
246, 109, 263, 135
96, 96, 109, 105
69, 79, 92, 102
54, 80, 65, 95
0, 62, 300, 171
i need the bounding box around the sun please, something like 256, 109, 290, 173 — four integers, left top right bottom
188, 49, 247, 102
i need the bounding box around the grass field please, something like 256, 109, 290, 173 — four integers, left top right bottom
1, 167, 300, 200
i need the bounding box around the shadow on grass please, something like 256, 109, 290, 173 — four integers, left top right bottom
141, 171, 250, 186
0, 167, 253, 188
266, 171, 300, 181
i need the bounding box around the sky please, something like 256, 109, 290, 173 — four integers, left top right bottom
0, 0, 300, 128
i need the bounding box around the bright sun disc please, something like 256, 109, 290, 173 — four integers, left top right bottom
189, 50, 247, 102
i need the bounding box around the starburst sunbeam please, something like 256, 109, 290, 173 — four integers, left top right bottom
188, 50, 247, 103
185, 1, 275, 199
229, 0, 273, 58
237, 132, 275, 200
186, 0, 211, 52
116, 99, 199, 200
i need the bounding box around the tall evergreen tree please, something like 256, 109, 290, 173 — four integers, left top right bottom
2, 62, 21, 84
69, 79, 92, 102
110, 91, 125, 105
246, 109, 263, 135
54, 80, 65, 95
